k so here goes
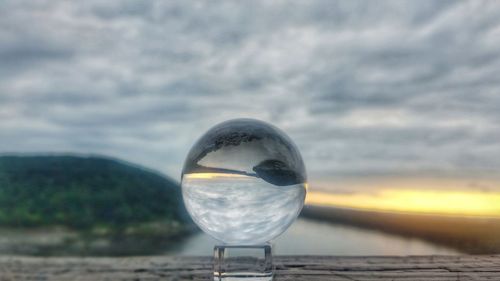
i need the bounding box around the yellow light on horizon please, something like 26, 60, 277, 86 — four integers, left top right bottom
184, 173, 250, 180
306, 189, 500, 217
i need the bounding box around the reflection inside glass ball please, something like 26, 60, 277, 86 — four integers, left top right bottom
181, 119, 307, 245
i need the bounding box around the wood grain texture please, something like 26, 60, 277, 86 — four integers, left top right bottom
0, 255, 499, 281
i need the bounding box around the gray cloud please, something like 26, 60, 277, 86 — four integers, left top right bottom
1, 0, 500, 190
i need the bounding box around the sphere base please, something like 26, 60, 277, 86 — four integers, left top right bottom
213, 244, 273, 281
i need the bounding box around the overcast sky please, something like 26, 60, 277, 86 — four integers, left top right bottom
1, 1, 500, 190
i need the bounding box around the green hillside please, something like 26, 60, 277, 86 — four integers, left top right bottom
0, 155, 188, 231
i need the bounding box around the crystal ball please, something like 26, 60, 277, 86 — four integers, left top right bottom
181, 118, 307, 245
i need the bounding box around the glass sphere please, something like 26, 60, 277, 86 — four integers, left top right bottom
181, 118, 307, 245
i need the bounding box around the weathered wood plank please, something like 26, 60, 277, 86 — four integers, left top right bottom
0, 255, 499, 281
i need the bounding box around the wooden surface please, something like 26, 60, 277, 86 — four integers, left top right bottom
0, 255, 499, 280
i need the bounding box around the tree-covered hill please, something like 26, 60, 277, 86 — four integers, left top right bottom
0, 155, 188, 230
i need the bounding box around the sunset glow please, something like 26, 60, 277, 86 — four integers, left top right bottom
306, 189, 500, 217
185, 173, 500, 217
183, 173, 250, 180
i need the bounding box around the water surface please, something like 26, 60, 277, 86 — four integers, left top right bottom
172, 217, 460, 256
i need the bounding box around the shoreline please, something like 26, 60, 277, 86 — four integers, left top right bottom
301, 204, 500, 254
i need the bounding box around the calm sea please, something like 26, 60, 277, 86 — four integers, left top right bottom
168, 217, 460, 256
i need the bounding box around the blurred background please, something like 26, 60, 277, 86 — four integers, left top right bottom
1, 0, 499, 256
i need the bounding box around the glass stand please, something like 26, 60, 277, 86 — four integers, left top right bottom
213, 244, 274, 281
